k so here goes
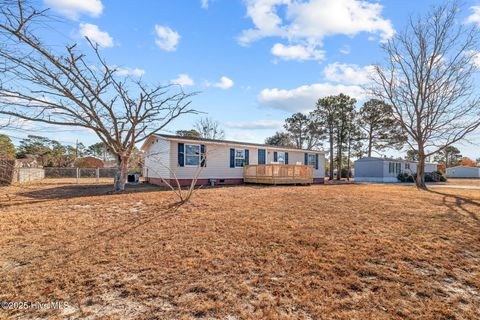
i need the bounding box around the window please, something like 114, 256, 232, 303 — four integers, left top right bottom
185, 144, 200, 166
277, 152, 286, 164
405, 163, 410, 170
235, 149, 245, 167
308, 154, 316, 166
389, 162, 401, 174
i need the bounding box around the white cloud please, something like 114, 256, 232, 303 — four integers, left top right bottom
154, 25, 180, 51
201, 0, 209, 9
170, 74, 195, 86
339, 45, 351, 55
323, 62, 374, 85
225, 119, 284, 130
258, 83, 365, 112
271, 43, 325, 61
239, 0, 394, 60
45, 0, 103, 19
466, 6, 480, 24
79, 23, 113, 48
113, 66, 145, 77
214, 76, 234, 89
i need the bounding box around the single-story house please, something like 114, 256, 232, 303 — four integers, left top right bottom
354, 157, 438, 183
141, 134, 325, 186
446, 166, 480, 178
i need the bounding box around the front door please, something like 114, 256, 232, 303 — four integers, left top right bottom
258, 149, 266, 164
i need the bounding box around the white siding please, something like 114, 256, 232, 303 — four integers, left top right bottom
143, 137, 325, 180
143, 138, 171, 179
168, 141, 249, 179
355, 157, 438, 183
446, 166, 480, 178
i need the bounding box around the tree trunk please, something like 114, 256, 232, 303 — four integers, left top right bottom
114, 154, 130, 192
346, 139, 351, 181
329, 130, 334, 180
415, 147, 427, 190
337, 152, 342, 180
336, 137, 342, 180
367, 126, 373, 157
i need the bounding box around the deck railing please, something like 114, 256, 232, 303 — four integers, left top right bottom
244, 164, 314, 185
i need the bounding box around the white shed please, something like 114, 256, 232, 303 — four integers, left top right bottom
446, 166, 480, 178
354, 157, 438, 183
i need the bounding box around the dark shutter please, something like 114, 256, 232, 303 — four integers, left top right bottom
178, 143, 184, 167
315, 154, 319, 170
230, 148, 235, 168
274, 151, 278, 162
245, 149, 249, 165
200, 144, 206, 167
304, 153, 308, 165
258, 149, 266, 164
285, 152, 289, 164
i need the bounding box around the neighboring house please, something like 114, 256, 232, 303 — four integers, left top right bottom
446, 166, 480, 178
15, 157, 40, 168
354, 157, 438, 183
141, 134, 325, 186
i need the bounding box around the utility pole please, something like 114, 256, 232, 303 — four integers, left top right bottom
75, 139, 78, 159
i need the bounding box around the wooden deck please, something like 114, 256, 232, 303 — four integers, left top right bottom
244, 164, 314, 185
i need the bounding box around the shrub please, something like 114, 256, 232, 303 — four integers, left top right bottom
74, 157, 104, 168
397, 172, 414, 182
341, 168, 353, 178
0, 159, 15, 185
398, 170, 446, 183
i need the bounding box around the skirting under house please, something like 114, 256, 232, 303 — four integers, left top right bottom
146, 177, 325, 187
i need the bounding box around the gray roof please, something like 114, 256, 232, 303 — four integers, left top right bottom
446, 165, 480, 169
152, 133, 324, 153
355, 156, 437, 165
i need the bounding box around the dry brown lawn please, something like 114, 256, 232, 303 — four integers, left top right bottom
0, 179, 479, 320
444, 178, 480, 186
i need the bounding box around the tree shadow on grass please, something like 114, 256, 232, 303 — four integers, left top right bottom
427, 189, 480, 224
0, 183, 167, 209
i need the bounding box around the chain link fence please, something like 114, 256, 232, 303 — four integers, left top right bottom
44, 167, 118, 179
2, 165, 121, 185
44, 167, 118, 183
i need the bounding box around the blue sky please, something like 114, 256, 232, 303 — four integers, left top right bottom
2, 0, 480, 159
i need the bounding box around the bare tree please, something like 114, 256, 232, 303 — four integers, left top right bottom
145, 145, 217, 205
372, 2, 480, 189
194, 117, 225, 140
0, 1, 197, 191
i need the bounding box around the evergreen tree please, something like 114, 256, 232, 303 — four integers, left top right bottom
265, 132, 295, 148
358, 99, 406, 157
284, 112, 324, 150
0, 134, 15, 159
433, 146, 462, 168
